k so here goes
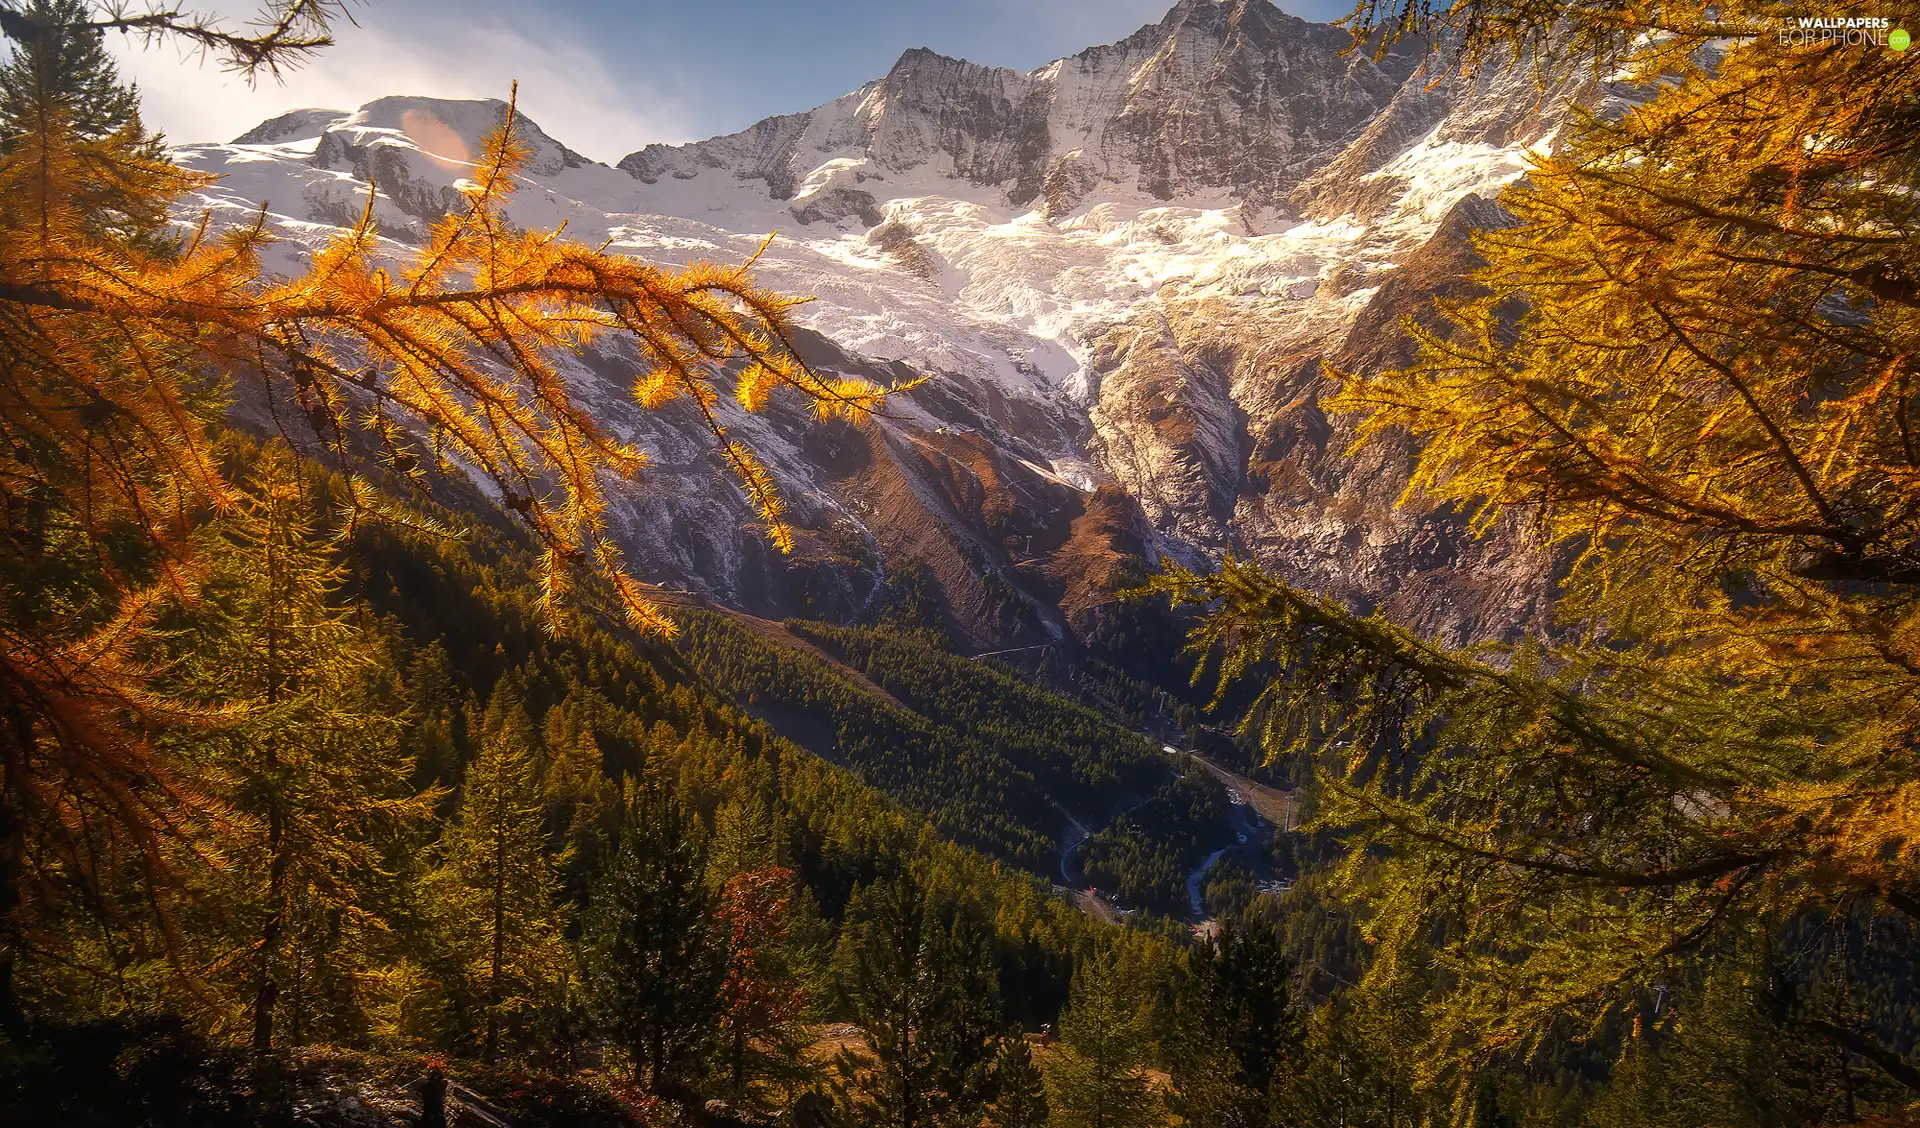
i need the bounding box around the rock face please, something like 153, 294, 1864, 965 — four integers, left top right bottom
174, 0, 1606, 653
621, 0, 1422, 216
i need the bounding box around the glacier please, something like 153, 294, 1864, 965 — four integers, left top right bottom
175, 0, 1604, 651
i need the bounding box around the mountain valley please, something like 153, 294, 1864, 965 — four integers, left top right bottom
182, 0, 1607, 659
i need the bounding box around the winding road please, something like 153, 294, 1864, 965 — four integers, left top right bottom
1054, 815, 1122, 923
1182, 754, 1284, 918
1057, 743, 1296, 925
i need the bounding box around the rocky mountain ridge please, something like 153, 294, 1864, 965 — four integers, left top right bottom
176, 0, 1604, 655
620, 0, 1422, 218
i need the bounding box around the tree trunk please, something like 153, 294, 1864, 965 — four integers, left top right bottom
0, 701, 30, 1036
251, 826, 287, 1052
251, 778, 287, 1052
253, 539, 286, 1054
485, 795, 507, 1060
289, 941, 303, 1048
250, 918, 281, 1052
421, 1064, 449, 1128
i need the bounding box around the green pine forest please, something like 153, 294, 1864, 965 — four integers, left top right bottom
5, 0, 1920, 1126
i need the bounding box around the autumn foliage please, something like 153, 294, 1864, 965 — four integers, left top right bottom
1167, 0, 1920, 1114
0, 0, 897, 1035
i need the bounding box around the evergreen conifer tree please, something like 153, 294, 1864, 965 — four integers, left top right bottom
833, 869, 1001, 1128
429, 683, 565, 1058
536, 687, 622, 905
708, 790, 780, 889
0, 0, 166, 245
0, 0, 140, 145
163, 445, 432, 1051
400, 642, 466, 794
1171, 914, 1297, 1128
1041, 949, 1158, 1128
0, 0, 156, 249
586, 780, 725, 1091
985, 1036, 1047, 1128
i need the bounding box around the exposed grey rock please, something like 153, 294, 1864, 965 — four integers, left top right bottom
791, 185, 882, 226
618, 0, 1424, 210
866, 220, 942, 280
232, 107, 349, 146
194, 0, 1603, 654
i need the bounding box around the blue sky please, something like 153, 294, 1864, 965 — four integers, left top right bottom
112, 0, 1356, 160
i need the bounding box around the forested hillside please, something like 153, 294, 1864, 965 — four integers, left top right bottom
0, 3, 1205, 1122
1079, 775, 1228, 918
673, 615, 1170, 870
7, 428, 1207, 1123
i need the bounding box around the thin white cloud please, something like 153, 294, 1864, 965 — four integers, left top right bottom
110, 7, 693, 161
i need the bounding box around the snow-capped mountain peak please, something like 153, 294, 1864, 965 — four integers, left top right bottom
175, 0, 1582, 649
618, 0, 1421, 218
